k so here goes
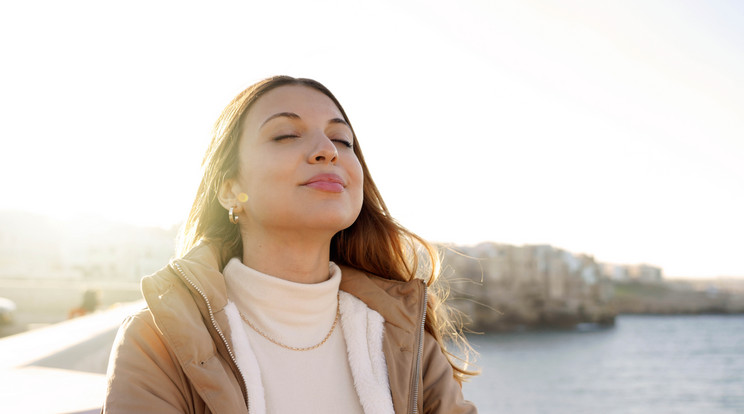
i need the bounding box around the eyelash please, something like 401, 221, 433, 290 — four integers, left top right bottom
273, 134, 299, 141
273, 135, 352, 149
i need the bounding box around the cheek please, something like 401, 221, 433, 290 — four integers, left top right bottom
350, 160, 364, 206
239, 153, 291, 195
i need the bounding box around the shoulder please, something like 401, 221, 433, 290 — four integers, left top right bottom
105, 308, 197, 413
107, 307, 185, 389
110, 308, 177, 364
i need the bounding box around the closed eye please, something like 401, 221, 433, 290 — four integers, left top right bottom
333, 139, 353, 148
273, 134, 299, 141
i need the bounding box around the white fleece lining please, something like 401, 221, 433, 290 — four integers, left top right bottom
339, 291, 395, 414
224, 301, 266, 414
225, 295, 394, 414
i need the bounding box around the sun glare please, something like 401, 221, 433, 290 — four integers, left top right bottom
1, 0, 742, 278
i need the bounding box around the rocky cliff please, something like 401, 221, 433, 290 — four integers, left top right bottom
440, 242, 744, 331
440, 242, 616, 331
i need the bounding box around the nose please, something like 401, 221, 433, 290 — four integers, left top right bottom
309, 134, 338, 164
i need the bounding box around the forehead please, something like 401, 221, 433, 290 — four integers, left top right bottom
243, 85, 344, 131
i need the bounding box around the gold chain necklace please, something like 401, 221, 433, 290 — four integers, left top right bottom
238, 293, 340, 351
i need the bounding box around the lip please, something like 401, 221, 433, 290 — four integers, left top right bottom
302, 173, 346, 193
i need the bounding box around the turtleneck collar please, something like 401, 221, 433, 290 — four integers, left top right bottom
223, 257, 341, 347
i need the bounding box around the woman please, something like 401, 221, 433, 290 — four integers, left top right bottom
103, 76, 477, 413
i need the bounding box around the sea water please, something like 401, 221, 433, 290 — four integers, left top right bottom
463, 315, 744, 413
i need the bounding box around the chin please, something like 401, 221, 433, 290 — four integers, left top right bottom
300, 211, 359, 235
299, 201, 360, 228
315, 218, 358, 234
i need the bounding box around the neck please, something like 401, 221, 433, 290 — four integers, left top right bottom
239, 228, 334, 284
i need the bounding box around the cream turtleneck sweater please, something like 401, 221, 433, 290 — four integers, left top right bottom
223, 258, 365, 414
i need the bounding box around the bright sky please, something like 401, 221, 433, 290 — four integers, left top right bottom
1, 0, 742, 278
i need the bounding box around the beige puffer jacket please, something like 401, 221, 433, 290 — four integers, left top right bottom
103, 244, 477, 413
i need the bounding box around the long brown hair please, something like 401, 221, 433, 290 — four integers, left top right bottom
179, 75, 477, 382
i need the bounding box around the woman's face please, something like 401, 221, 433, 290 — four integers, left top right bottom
230, 85, 363, 238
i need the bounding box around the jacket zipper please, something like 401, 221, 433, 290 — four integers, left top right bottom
173, 261, 250, 410
409, 283, 427, 414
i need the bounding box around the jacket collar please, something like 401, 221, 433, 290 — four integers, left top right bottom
169, 244, 426, 335
339, 265, 425, 334
169, 243, 230, 310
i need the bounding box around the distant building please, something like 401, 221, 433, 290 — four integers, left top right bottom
601, 263, 630, 282
601, 262, 663, 283
628, 264, 663, 283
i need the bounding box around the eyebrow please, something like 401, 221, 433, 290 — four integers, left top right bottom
329, 118, 350, 127
260, 112, 300, 128
259, 112, 351, 129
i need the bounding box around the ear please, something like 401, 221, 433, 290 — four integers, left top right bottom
217, 178, 245, 212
